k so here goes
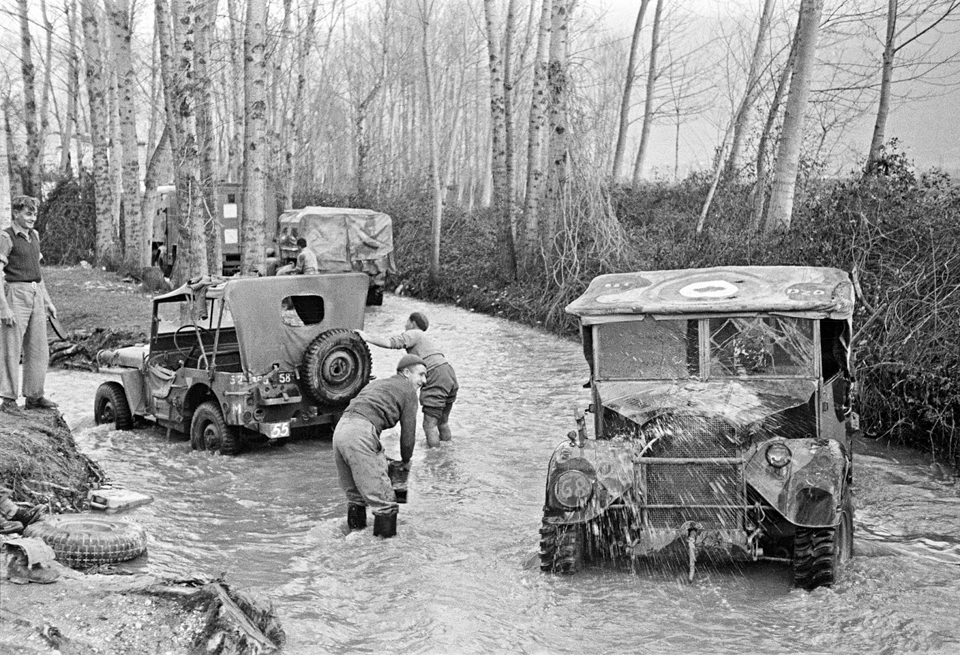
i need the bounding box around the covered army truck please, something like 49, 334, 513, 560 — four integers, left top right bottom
276, 207, 396, 306
539, 266, 857, 589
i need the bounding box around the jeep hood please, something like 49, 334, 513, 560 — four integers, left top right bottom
598, 379, 817, 427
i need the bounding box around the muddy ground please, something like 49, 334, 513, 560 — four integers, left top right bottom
0, 267, 283, 654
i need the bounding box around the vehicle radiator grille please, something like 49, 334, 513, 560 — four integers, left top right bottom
639, 414, 745, 530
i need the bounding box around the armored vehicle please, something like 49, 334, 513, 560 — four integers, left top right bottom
539, 266, 857, 589
93, 274, 372, 455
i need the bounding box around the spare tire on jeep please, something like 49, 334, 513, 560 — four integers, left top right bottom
300, 329, 372, 405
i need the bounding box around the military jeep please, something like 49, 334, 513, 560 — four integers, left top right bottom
539, 266, 857, 589
93, 274, 372, 455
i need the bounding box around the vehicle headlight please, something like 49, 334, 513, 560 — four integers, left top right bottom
554, 470, 593, 509
765, 442, 792, 468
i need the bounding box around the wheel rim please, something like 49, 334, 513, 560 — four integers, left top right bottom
202, 423, 220, 450
322, 350, 356, 386
99, 400, 115, 424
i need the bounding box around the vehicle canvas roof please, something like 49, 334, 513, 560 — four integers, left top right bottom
566, 266, 855, 321
278, 206, 394, 267
153, 274, 369, 374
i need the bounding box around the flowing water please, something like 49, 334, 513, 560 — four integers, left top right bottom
46, 296, 960, 654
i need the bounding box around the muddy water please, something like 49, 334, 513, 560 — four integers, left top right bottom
47, 296, 960, 654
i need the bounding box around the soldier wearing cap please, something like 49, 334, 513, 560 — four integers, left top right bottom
358, 311, 459, 448
1, 195, 58, 414
333, 353, 427, 538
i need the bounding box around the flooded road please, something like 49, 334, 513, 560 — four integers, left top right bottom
48, 296, 960, 654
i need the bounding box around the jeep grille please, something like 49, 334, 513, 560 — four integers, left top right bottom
638, 414, 745, 530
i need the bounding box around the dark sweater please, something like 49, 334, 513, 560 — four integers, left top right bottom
2, 228, 42, 283
343, 374, 418, 461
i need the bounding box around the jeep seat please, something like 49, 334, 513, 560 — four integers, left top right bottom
98, 345, 149, 369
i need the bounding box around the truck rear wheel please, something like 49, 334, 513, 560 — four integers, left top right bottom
300, 329, 371, 405
793, 491, 854, 590
190, 400, 241, 456
94, 382, 133, 430
539, 516, 585, 574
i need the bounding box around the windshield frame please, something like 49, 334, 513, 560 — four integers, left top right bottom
590, 313, 820, 382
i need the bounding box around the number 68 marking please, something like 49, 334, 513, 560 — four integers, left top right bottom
269, 422, 290, 438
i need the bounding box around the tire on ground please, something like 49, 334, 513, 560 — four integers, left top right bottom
24, 515, 147, 568
300, 329, 372, 405
93, 381, 134, 430
190, 400, 242, 456
793, 490, 854, 590
539, 517, 585, 574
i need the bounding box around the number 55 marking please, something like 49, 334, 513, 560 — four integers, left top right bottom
269, 422, 290, 438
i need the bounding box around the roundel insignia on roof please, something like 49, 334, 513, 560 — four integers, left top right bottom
785, 282, 829, 299
595, 276, 652, 304
678, 280, 738, 299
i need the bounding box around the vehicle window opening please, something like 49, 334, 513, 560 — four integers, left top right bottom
282, 295, 324, 326
596, 319, 697, 380
708, 316, 814, 378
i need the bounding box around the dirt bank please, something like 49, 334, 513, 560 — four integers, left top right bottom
0, 268, 283, 654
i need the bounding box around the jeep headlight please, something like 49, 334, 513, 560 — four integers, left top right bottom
765, 442, 792, 468
554, 470, 593, 509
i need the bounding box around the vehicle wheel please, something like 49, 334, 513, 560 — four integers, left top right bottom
24, 515, 147, 569
539, 516, 585, 574
366, 285, 384, 306
93, 382, 134, 430
190, 400, 242, 456
793, 491, 854, 590
300, 329, 372, 405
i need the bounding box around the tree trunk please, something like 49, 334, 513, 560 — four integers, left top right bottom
725, 0, 776, 178
141, 123, 171, 269
631, 0, 663, 184
61, 0, 80, 177
38, 0, 54, 185
420, 4, 443, 284
865, 0, 897, 174
18, 0, 41, 198
286, 0, 320, 208
0, 109, 10, 230
81, 0, 117, 263
611, 0, 650, 180
5, 103, 24, 198
241, 0, 267, 276
194, 0, 221, 275
522, 0, 552, 264
107, 0, 145, 267
544, 0, 576, 266
502, 0, 519, 278
764, 0, 823, 235
484, 0, 517, 280
357, 1, 391, 203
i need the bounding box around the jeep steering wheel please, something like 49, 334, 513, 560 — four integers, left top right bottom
173, 324, 210, 362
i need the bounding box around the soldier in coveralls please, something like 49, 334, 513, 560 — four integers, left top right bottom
0, 196, 58, 414
334, 354, 427, 538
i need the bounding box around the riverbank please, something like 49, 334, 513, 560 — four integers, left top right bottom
0, 268, 282, 654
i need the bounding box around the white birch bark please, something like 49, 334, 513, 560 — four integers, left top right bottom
241, 0, 268, 276
631, 0, 663, 184
611, 0, 650, 181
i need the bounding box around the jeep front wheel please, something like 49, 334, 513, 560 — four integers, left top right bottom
94, 382, 133, 430
190, 400, 241, 456
300, 329, 372, 405
539, 516, 585, 574
793, 491, 854, 590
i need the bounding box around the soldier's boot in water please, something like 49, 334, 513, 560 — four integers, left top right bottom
347, 504, 367, 530
423, 415, 440, 448
373, 510, 398, 538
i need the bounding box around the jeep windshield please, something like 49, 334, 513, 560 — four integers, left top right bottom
595, 315, 815, 380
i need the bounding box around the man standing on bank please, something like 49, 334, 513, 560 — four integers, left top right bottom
334, 354, 427, 538
0, 196, 58, 414
358, 312, 458, 448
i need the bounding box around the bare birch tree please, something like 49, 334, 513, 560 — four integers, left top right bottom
18, 0, 41, 197
81, 0, 117, 262
765, 0, 823, 235
522, 0, 552, 264
611, 0, 650, 180
61, 0, 80, 177
241, 0, 268, 276
107, 0, 144, 267
631, 0, 663, 184
194, 0, 221, 275
544, 0, 576, 265
418, 0, 443, 283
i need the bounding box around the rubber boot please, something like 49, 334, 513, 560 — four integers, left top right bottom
373, 511, 398, 538
347, 504, 367, 530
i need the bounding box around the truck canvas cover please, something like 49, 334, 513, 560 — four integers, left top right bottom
278, 207, 396, 275
566, 266, 854, 321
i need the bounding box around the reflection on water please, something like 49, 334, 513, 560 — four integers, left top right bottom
47, 295, 960, 654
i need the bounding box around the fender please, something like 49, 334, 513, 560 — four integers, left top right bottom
543, 439, 638, 526
745, 438, 849, 528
